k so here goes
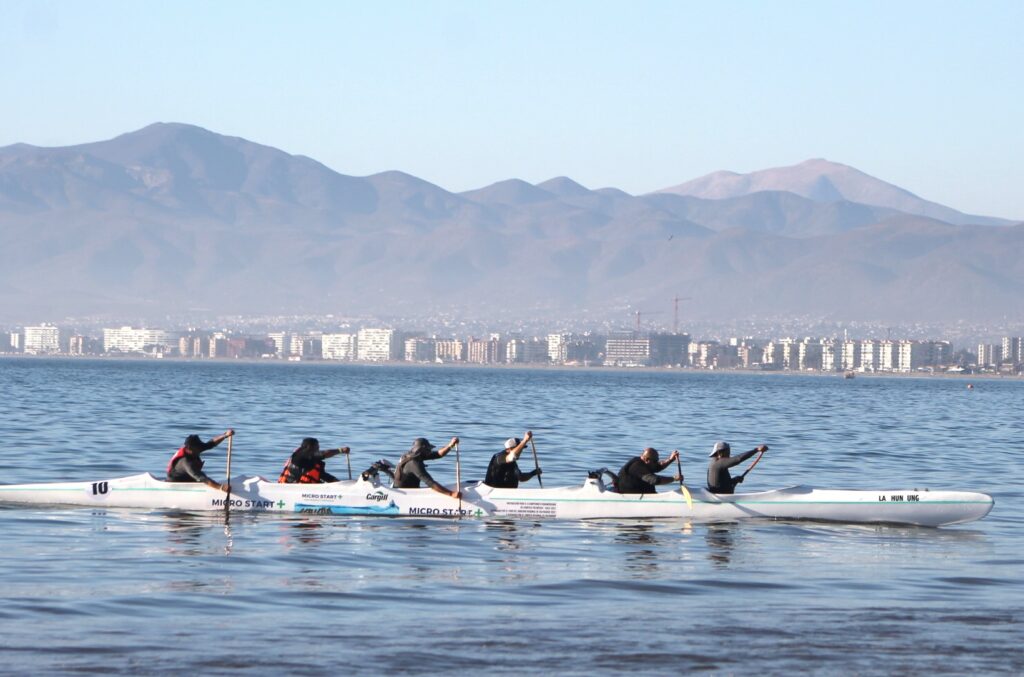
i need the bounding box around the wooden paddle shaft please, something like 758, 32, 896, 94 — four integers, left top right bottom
224, 433, 233, 512
530, 438, 543, 488
455, 442, 462, 518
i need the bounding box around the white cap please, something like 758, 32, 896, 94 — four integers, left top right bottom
504, 437, 521, 450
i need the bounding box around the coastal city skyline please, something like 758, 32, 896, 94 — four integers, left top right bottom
6, 320, 1023, 376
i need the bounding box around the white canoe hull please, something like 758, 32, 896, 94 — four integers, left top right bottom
0, 474, 994, 527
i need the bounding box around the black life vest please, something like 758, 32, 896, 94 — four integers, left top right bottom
278, 459, 326, 484
616, 457, 657, 495
485, 451, 520, 488
393, 453, 422, 488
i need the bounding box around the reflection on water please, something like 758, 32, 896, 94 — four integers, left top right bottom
613, 523, 662, 575
705, 523, 737, 568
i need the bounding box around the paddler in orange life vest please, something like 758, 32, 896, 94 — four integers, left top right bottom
278, 437, 349, 484
166, 429, 234, 492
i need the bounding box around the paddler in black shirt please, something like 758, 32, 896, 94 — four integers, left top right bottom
166, 429, 234, 492
616, 447, 682, 494
706, 441, 768, 494
393, 436, 461, 499
484, 430, 542, 488
278, 437, 350, 484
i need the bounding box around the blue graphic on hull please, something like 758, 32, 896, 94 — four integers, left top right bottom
294, 501, 400, 516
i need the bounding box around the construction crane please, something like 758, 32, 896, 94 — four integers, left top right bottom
673, 295, 692, 334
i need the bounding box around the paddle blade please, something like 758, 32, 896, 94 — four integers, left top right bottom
681, 485, 693, 510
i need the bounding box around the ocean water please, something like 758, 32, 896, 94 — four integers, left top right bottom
0, 358, 1021, 675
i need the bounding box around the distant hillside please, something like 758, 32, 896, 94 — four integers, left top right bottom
654, 158, 1012, 227
0, 123, 1020, 324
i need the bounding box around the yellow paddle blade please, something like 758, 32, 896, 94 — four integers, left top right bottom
681, 484, 693, 509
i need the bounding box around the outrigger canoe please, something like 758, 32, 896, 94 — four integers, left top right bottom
0, 473, 994, 527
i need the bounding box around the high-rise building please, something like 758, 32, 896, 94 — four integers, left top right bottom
861, 340, 880, 371
879, 340, 898, 371
435, 338, 465, 362
547, 334, 568, 363
820, 339, 838, 372
841, 340, 861, 371
23, 325, 60, 354
798, 338, 822, 371
267, 332, 292, 358
357, 328, 395, 361
404, 337, 435, 362
323, 333, 357, 361
978, 343, 1002, 368
1002, 337, 1023, 365
103, 327, 171, 354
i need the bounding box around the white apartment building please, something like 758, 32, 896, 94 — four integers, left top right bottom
547, 334, 568, 363
23, 325, 60, 354
879, 340, 899, 371
820, 339, 838, 372
357, 328, 394, 361
404, 337, 435, 362
267, 332, 292, 357
897, 340, 926, 372
860, 340, 880, 371
103, 327, 171, 354
841, 340, 861, 371
323, 333, 357, 361
435, 338, 465, 362
798, 339, 823, 371
1002, 337, 1023, 365
978, 343, 1002, 368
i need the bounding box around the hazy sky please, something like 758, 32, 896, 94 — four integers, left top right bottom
3, 1, 1022, 218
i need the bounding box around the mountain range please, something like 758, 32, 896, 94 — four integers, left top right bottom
0, 122, 1020, 326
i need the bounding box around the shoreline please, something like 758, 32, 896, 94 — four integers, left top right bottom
2, 353, 1021, 381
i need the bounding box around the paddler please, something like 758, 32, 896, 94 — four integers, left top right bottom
706, 441, 768, 494
278, 437, 350, 484
166, 429, 234, 492
393, 436, 461, 499
484, 430, 542, 488
616, 447, 682, 494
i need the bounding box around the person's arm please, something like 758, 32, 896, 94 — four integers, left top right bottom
200, 429, 235, 454
504, 430, 533, 463
514, 465, 542, 481
435, 437, 460, 458
320, 446, 350, 461
182, 457, 228, 492
408, 460, 460, 498
657, 449, 680, 471
722, 449, 758, 469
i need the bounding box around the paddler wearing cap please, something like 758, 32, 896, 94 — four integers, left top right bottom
616, 447, 682, 495
706, 441, 768, 494
484, 430, 542, 489
392, 436, 461, 498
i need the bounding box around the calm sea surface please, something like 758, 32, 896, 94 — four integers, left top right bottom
0, 358, 1021, 675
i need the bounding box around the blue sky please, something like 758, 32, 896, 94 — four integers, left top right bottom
4, 1, 1022, 218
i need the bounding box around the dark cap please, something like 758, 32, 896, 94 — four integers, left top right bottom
410, 437, 436, 456
183, 434, 203, 452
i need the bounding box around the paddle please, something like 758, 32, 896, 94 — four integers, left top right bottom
455, 441, 462, 519
342, 447, 352, 480
529, 436, 544, 488
224, 432, 234, 515
740, 445, 768, 481
674, 449, 692, 509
